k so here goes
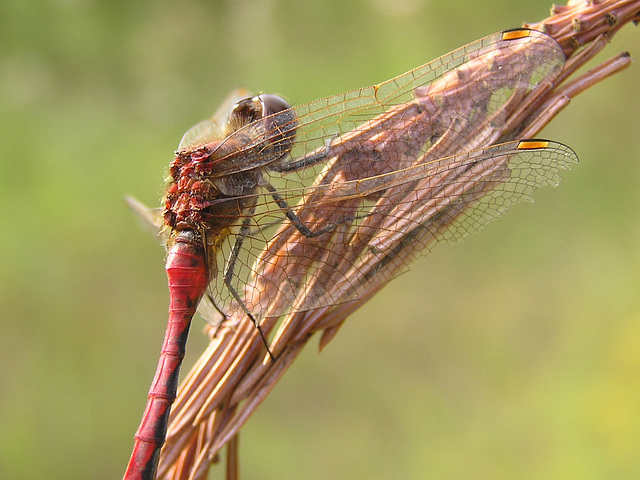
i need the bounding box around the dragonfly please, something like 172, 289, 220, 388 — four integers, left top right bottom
123, 28, 578, 480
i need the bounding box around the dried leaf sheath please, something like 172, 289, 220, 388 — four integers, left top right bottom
133, 2, 640, 479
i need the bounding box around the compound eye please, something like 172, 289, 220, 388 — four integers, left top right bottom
259, 94, 291, 116
228, 94, 297, 158
229, 97, 263, 125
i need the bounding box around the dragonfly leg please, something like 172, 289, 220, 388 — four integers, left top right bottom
223, 212, 275, 360
263, 182, 361, 238
268, 137, 333, 173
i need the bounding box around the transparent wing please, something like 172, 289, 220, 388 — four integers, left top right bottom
178, 87, 251, 150
210, 139, 577, 319
287, 29, 563, 160
188, 29, 564, 179
167, 30, 575, 321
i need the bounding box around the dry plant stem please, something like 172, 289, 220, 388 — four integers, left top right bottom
156, 1, 640, 479
527, 0, 640, 56
225, 436, 238, 480
521, 51, 630, 137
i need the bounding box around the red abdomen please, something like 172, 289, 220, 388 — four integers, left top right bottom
123, 232, 209, 480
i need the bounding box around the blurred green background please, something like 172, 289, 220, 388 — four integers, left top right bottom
2, 0, 639, 479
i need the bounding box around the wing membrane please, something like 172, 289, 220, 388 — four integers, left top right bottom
164, 29, 575, 320
210, 139, 577, 318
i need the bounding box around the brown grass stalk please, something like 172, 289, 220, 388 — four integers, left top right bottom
154, 1, 640, 478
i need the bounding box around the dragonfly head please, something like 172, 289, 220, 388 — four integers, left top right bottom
229, 94, 298, 157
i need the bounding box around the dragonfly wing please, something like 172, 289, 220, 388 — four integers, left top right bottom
181, 30, 564, 179
171, 30, 573, 321
178, 88, 252, 150
286, 29, 565, 166
126, 195, 164, 233
213, 139, 577, 319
